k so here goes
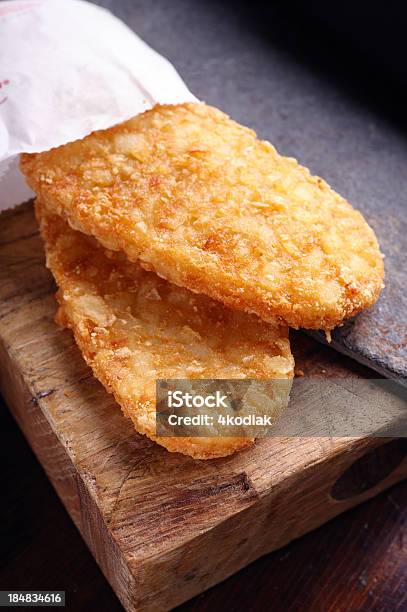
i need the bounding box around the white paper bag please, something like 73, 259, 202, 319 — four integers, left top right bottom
0, 0, 197, 209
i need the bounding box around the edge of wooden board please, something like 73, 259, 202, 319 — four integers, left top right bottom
1, 202, 407, 611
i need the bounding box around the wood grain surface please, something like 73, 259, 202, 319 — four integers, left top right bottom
0, 402, 407, 612
0, 202, 406, 610
1, 401, 407, 612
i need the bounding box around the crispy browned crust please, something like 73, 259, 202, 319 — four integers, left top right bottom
36, 200, 293, 459
21, 103, 384, 330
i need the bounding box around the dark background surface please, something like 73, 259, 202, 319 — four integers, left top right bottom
1, 0, 407, 610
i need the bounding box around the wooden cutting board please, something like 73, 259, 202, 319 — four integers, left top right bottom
1, 201, 406, 611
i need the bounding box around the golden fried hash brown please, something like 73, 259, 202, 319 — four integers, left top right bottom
36, 201, 293, 459
22, 103, 384, 330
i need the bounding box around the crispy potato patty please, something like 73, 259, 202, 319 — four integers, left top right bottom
22, 103, 384, 330
36, 201, 293, 459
